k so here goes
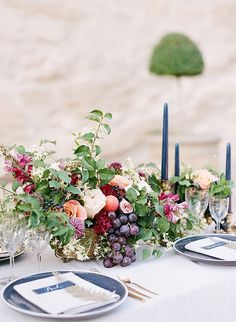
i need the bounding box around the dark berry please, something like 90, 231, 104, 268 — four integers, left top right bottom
131, 254, 136, 262
120, 224, 130, 236
125, 245, 134, 257
108, 212, 116, 220
107, 234, 116, 243
112, 218, 121, 229
117, 236, 126, 245
113, 252, 123, 264
130, 224, 139, 236
114, 229, 121, 237
103, 258, 114, 268
120, 215, 128, 224
112, 242, 121, 252
107, 227, 115, 234
128, 213, 137, 223
121, 256, 132, 267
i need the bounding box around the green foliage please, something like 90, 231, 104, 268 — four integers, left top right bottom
149, 33, 204, 77
210, 173, 234, 198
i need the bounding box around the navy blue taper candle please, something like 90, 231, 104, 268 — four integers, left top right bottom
161, 103, 168, 181
225, 143, 232, 213
174, 143, 180, 177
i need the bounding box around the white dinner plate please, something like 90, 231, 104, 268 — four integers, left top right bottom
174, 234, 236, 265
2, 270, 128, 319
0, 248, 24, 262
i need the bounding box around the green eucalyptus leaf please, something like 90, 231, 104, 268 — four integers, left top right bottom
30, 160, 46, 168
96, 159, 106, 170
82, 169, 89, 183
90, 110, 103, 117
126, 187, 139, 203
152, 249, 163, 259
135, 204, 149, 216
86, 115, 100, 122
95, 145, 102, 157
143, 248, 151, 260
12, 180, 21, 192
82, 132, 95, 142
81, 157, 96, 171
98, 168, 115, 183
57, 171, 71, 184
66, 185, 81, 194
37, 180, 48, 191
17, 203, 32, 212
49, 180, 60, 189
104, 112, 112, 120
157, 217, 170, 233
75, 145, 90, 156
155, 204, 164, 216
148, 174, 161, 193
103, 123, 111, 135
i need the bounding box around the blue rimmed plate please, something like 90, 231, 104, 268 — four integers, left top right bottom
173, 234, 236, 266
0, 248, 24, 262
2, 270, 128, 319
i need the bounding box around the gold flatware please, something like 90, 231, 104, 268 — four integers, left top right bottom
118, 277, 151, 298
118, 275, 158, 295
128, 291, 146, 302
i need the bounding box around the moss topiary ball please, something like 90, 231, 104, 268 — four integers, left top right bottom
149, 33, 204, 77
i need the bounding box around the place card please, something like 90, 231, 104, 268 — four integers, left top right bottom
185, 237, 236, 260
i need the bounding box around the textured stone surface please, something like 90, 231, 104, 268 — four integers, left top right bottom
0, 0, 236, 176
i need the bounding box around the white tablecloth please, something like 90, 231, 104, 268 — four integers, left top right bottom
1, 246, 236, 322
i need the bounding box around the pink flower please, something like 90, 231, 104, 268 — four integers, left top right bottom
193, 169, 218, 190
109, 175, 132, 189
69, 217, 84, 238
23, 184, 35, 194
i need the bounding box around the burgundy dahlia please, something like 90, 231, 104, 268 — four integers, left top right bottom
93, 210, 112, 235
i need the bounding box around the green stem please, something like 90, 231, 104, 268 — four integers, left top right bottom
91, 116, 104, 156
0, 186, 16, 195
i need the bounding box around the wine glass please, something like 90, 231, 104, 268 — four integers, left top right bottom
209, 195, 229, 234
0, 214, 26, 285
185, 187, 209, 217
27, 226, 50, 272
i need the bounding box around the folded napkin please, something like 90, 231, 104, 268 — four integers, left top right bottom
185, 237, 236, 260
14, 272, 120, 315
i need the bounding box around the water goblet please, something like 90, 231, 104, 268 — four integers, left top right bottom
0, 214, 26, 285
209, 195, 229, 234
185, 187, 209, 218
27, 227, 50, 272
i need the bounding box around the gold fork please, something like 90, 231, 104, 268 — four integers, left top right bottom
118, 275, 158, 295
90, 268, 147, 302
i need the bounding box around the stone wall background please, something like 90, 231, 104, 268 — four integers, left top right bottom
0, 0, 236, 177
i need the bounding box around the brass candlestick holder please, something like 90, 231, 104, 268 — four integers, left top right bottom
160, 180, 172, 193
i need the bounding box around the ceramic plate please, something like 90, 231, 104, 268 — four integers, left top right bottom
174, 234, 236, 266
0, 248, 24, 262
2, 270, 128, 319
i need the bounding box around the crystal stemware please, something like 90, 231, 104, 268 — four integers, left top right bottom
27, 227, 50, 272
185, 187, 209, 218
209, 195, 229, 234
0, 214, 26, 285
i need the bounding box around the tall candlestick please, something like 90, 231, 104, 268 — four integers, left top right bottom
225, 143, 232, 213
225, 143, 231, 180
174, 143, 180, 177
161, 103, 168, 181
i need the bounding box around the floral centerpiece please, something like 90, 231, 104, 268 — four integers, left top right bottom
0, 110, 201, 268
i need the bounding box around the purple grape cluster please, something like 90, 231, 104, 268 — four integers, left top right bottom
103, 211, 139, 268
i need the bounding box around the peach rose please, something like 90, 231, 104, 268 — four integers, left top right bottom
63, 200, 87, 220
193, 169, 218, 190
109, 175, 132, 189
83, 189, 106, 219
